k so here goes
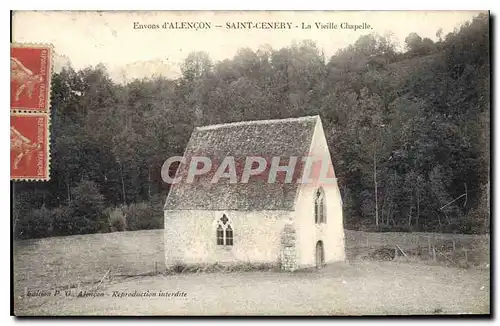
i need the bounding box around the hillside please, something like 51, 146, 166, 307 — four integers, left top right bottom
12, 13, 490, 239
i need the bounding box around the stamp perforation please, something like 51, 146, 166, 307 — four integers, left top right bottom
11, 42, 54, 182
10, 42, 54, 114
10, 112, 51, 182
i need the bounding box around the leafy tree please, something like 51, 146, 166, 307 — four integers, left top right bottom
11, 14, 490, 238
62, 180, 107, 235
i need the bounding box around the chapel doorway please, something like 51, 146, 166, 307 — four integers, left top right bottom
315, 240, 325, 268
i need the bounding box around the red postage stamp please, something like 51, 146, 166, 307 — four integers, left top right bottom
11, 113, 49, 181
10, 44, 52, 112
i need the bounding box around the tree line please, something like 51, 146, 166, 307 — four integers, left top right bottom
12, 13, 490, 239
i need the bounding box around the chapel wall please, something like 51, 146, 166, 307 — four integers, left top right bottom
164, 210, 292, 267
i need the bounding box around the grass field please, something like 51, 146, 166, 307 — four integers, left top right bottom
13, 229, 490, 315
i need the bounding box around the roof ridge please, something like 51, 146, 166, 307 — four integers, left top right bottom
196, 115, 319, 131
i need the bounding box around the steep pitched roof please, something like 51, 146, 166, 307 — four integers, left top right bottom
164, 116, 320, 211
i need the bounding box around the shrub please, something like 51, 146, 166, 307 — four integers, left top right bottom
15, 205, 53, 239
164, 262, 278, 275
169, 262, 187, 274
124, 201, 162, 231
107, 207, 127, 232
65, 180, 108, 235
15, 205, 73, 239
51, 206, 71, 236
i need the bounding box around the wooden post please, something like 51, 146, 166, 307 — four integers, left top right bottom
432, 247, 437, 262
24, 272, 29, 297
452, 239, 456, 251
435, 247, 459, 267
97, 269, 110, 289
396, 245, 409, 260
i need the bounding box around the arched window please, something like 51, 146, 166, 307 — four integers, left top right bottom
216, 214, 234, 246
225, 225, 233, 246
315, 188, 326, 224
216, 225, 224, 245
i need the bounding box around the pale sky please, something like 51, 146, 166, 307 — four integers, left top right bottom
12, 11, 483, 81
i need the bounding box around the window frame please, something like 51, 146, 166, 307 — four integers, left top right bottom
314, 188, 327, 224
216, 214, 234, 246
216, 224, 224, 245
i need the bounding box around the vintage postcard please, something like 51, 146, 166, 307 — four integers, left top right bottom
11, 11, 490, 316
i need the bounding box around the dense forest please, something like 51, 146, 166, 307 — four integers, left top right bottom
12, 14, 490, 239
